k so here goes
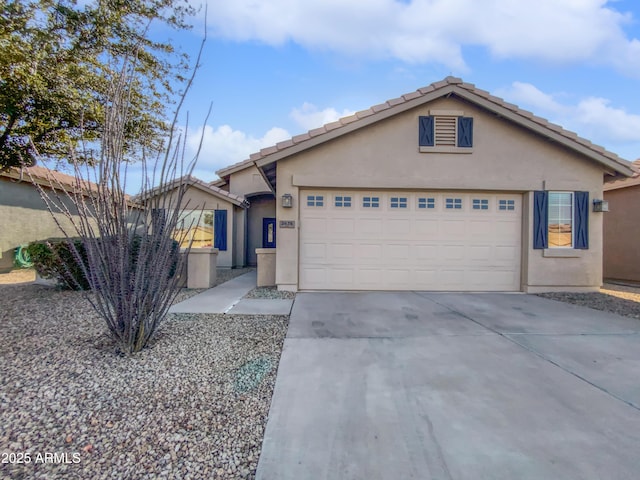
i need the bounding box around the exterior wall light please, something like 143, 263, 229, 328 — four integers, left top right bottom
593, 199, 609, 212
282, 193, 293, 208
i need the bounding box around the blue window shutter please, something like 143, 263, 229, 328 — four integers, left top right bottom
458, 117, 473, 147
419, 116, 434, 146
214, 209, 227, 251
533, 191, 548, 249
574, 191, 589, 249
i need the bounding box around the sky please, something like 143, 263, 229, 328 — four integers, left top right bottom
148, 0, 640, 184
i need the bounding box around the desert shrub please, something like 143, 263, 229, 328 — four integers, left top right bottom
27, 235, 180, 291
27, 239, 90, 290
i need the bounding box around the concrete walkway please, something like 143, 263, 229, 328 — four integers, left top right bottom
257, 292, 640, 480
169, 271, 294, 315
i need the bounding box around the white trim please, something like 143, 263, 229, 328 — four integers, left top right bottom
543, 249, 583, 258
419, 146, 474, 154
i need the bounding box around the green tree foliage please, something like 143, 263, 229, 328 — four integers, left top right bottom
0, 0, 194, 170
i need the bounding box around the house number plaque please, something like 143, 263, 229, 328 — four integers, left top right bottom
279, 220, 295, 228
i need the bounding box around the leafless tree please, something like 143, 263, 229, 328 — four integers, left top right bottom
31, 36, 209, 354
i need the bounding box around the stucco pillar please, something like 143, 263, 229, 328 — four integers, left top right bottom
186, 247, 218, 288
256, 248, 276, 287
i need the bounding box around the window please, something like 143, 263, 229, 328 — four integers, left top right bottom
390, 197, 408, 208
548, 192, 573, 247
533, 191, 589, 250
307, 195, 324, 207
363, 196, 380, 208
472, 199, 489, 210
419, 115, 473, 148
499, 199, 515, 211
446, 198, 462, 209
418, 197, 436, 209
172, 210, 215, 248
335, 195, 352, 207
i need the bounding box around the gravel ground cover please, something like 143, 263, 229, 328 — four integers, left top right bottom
538, 283, 640, 320
0, 276, 287, 479
244, 287, 296, 300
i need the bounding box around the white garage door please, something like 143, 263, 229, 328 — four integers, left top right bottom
299, 190, 522, 291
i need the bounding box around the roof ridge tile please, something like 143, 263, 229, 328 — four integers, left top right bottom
356, 109, 375, 119
402, 91, 421, 101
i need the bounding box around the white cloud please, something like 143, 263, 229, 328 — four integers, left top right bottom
575, 97, 640, 142
496, 82, 568, 115
202, 0, 640, 75
290, 103, 356, 131
183, 124, 290, 180
499, 81, 640, 157
173, 100, 356, 182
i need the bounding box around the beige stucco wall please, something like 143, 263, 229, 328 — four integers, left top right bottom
273, 96, 606, 292
228, 165, 272, 197
603, 186, 640, 282
0, 179, 86, 272
227, 167, 275, 267
160, 185, 239, 268
246, 194, 276, 266
233, 206, 247, 267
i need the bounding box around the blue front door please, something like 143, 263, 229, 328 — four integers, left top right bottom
263, 218, 276, 248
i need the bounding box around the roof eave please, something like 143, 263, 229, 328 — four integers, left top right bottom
450, 89, 634, 178
255, 86, 459, 170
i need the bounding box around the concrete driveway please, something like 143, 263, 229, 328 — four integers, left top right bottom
256, 292, 640, 480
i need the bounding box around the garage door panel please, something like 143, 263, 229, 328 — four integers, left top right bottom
357, 218, 383, 235
330, 268, 354, 286
386, 219, 412, 235
300, 267, 326, 287
440, 270, 465, 286
385, 244, 410, 260
469, 220, 495, 238
299, 190, 521, 291
494, 220, 520, 238
414, 269, 438, 285
300, 243, 326, 261
356, 268, 384, 287
441, 220, 466, 239
304, 217, 327, 234
329, 243, 353, 260
442, 245, 465, 260
414, 245, 439, 260
330, 218, 355, 234
388, 269, 411, 286
415, 219, 439, 238
358, 244, 383, 260
495, 245, 520, 261
468, 245, 492, 261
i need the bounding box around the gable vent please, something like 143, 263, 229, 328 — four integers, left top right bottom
435, 116, 457, 146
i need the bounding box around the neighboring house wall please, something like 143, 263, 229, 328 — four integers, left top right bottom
0, 178, 86, 272
274, 95, 606, 292
161, 184, 240, 268
603, 185, 640, 281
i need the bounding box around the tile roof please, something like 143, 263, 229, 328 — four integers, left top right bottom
216, 76, 634, 180
0, 165, 98, 195
604, 159, 640, 191
136, 175, 248, 207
